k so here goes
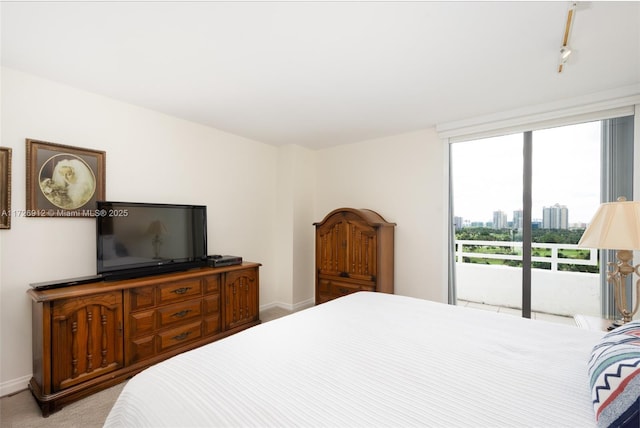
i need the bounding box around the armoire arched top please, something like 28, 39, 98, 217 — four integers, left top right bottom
313, 207, 397, 228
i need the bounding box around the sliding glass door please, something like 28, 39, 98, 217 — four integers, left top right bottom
451, 133, 524, 315
529, 122, 601, 320
450, 116, 633, 322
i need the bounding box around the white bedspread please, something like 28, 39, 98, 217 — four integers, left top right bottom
104, 292, 604, 427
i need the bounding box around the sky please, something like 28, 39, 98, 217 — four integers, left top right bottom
451, 120, 601, 226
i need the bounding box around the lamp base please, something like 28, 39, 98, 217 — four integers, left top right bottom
608, 249, 640, 326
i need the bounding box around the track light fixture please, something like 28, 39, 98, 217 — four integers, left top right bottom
558, 2, 577, 73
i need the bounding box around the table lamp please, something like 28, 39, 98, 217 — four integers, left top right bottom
578, 197, 640, 324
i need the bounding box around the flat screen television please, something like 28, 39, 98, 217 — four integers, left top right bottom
96, 201, 208, 281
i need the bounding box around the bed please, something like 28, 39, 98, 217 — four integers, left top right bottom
104, 291, 633, 427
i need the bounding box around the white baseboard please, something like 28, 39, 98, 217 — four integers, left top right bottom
0, 374, 30, 398
292, 298, 314, 312
260, 298, 314, 313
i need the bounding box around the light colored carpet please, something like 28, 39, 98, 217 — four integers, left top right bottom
0, 382, 125, 428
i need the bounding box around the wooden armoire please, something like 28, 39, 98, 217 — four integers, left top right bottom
314, 208, 395, 304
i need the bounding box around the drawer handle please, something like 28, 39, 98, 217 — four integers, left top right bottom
172, 287, 191, 295
173, 331, 191, 341
172, 309, 192, 318
338, 287, 351, 294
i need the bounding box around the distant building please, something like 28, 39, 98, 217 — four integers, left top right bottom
542, 204, 569, 229
493, 210, 508, 229
513, 210, 523, 230
453, 216, 463, 231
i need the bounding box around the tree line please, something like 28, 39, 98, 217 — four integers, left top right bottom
455, 227, 585, 244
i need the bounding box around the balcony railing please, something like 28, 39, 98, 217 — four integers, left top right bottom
454, 240, 600, 317
455, 239, 598, 271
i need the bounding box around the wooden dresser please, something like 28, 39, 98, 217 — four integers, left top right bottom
28, 262, 260, 416
314, 208, 395, 304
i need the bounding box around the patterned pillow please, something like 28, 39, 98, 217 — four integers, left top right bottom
588, 321, 640, 428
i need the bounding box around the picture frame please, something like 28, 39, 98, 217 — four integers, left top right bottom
26, 139, 106, 217
0, 147, 11, 229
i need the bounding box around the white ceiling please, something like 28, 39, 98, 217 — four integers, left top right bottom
2, 1, 639, 149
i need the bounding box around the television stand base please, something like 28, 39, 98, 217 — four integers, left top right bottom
29, 274, 104, 290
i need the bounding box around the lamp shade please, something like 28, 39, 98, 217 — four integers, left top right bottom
578, 199, 640, 250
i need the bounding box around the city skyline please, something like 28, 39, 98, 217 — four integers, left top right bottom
451, 120, 601, 226
456, 203, 575, 229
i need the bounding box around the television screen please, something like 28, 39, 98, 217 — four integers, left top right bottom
96, 201, 207, 280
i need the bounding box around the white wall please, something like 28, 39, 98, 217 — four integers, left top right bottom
0, 67, 281, 394
315, 129, 447, 302
274, 144, 316, 310
0, 67, 449, 397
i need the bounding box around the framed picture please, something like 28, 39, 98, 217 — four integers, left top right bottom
26, 139, 105, 217
0, 147, 11, 229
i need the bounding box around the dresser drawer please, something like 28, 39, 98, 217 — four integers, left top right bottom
157, 299, 202, 328
158, 279, 202, 304
331, 281, 366, 296
204, 275, 221, 294
204, 314, 221, 336
129, 309, 155, 337
128, 335, 156, 364
204, 294, 220, 315
158, 321, 202, 352
319, 277, 375, 298
129, 286, 155, 311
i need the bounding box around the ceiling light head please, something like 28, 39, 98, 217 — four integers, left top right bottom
560, 45, 573, 63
